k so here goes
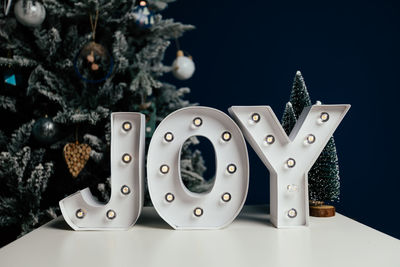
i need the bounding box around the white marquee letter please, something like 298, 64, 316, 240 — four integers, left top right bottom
229, 104, 350, 227
59, 113, 146, 230
147, 106, 249, 229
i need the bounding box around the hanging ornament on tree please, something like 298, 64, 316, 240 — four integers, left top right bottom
4, 71, 17, 86
130, 0, 155, 28
74, 41, 114, 83
3, 0, 12, 16
64, 142, 91, 178
32, 116, 60, 145
2, 51, 25, 87
74, 10, 114, 83
63, 128, 91, 178
14, 0, 46, 27
172, 50, 195, 80
3, 51, 17, 86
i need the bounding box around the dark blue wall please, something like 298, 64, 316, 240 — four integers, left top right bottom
163, 0, 400, 239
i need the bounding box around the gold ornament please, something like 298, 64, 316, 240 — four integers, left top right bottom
63, 141, 91, 178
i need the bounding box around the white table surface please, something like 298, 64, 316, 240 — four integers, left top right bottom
1, 205, 399, 267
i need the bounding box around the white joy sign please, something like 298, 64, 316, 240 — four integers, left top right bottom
60, 104, 350, 230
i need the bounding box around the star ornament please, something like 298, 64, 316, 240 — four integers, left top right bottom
4, 73, 16, 86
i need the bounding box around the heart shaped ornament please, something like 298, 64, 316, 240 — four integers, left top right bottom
63, 142, 91, 178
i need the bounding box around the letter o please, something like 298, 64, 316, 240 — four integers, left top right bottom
147, 107, 249, 229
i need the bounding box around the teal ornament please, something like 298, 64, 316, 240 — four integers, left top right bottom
4, 73, 16, 86
131, 0, 154, 28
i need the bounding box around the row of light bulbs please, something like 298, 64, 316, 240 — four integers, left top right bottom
75, 111, 330, 221
163, 131, 232, 143
159, 163, 236, 175
121, 121, 135, 209
163, 192, 232, 218
164, 192, 232, 203
250, 111, 330, 219
76, 208, 117, 220
251, 112, 329, 124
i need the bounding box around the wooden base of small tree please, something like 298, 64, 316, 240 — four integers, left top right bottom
309, 204, 335, 217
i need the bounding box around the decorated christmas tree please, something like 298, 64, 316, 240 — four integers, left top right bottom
0, 0, 210, 245
281, 71, 341, 204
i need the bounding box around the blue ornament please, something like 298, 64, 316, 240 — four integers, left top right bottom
74, 42, 114, 84
4, 73, 16, 86
131, 0, 154, 28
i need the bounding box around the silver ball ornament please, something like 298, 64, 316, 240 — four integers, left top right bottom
172, 50, 195, 80
32, 117, 59, 145
14, 0, 46, 27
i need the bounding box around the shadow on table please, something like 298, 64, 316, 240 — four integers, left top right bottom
236, 205, 274, 227
136, 208, 172, 230
137, 205, 274, 229
49, 218, 73, 231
